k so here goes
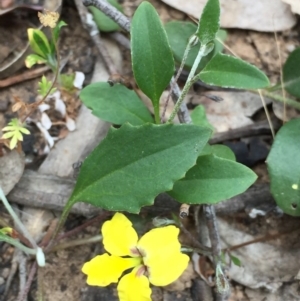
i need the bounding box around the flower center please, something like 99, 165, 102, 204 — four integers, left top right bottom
136, 265, 147, 277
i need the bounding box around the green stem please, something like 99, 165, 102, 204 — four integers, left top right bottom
0, 187, 38, 250
174, 35, 197, 84
154, 104, 160, 124
260, 90, 300, 111
48, 201, 73, 247
21, 29, 60, 124
168, 45, 208, 123
0, 235, 36, 255
181, 246, 211, 256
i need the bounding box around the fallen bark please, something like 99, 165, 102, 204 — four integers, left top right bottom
8, 170, 275, 217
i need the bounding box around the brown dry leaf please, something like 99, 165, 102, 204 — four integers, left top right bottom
190, 91, 272, 133
21, 207, 55, 243
218, 217, 300, 293
272, 101, 300, 121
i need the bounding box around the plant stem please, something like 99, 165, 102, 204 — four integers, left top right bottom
48, 201, 73, 248
161, 38, 195, 122
167, 45, 207, 123
204, 205, 230, 298
154, 104, 160, 124
1, 235, 36, 255
82, 0, 191, 124
0, 187, 38, 250
21, 28, 60, 123
260, 90, 300, 111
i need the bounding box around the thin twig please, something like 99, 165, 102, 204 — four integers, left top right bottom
75, 0, 118, 75
209, 119, 280, 144
16, 261, 37, 301
50, 234, 102, 252
109, 32, 131, 49
204, 205, 230, 300
258, 89, 275, 138
204, 205, 221, 259
0, 66, 50, 89
82, 0, 131, 32
18, 252, 28, 301
4, 248, 19, 298
227, 227, 298, 252
55, 212, 108, 242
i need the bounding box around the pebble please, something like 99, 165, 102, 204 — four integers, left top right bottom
0, 98, 9, 112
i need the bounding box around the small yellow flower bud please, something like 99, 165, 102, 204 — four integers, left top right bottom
38, 10, 59, 28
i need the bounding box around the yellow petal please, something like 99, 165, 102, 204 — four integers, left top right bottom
147, 251, 189, 286
102, 213, 139, 256
82, 253, 141, 286
137, 226, 189, 286
117, 267, 152, 301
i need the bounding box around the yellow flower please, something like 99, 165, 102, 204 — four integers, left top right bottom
38, 10, 59, 28
82, 213, 189, 301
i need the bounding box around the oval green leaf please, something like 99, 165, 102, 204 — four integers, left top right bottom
89, 0, 123, 32
196, 0, 220, 45
51, 20, 67, 54
131, 2, 174, 105
266, 118, 300, 216
67, 123, 212, 213
210, 144, 236, 161
27, 29, 51, 59
283, 47, 300, 98
168, 154, 257, 204
199, 53, 270, 89
80, 82, 154, 125
25, 54, 47, 68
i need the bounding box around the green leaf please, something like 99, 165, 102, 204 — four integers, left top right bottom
210, 145, 236, 161
131, 2, 174, 121
191, 105, 214, 131
283, 47, 300, 98
199, 53, 270, 89
89, 0, 123, 32
80, 82, 154, 125
51, 20, 67, 54
25, 54, 47, 68
165, 21, 226, 72
168, 154, 257, 204
67, 123, 211, 213
230, 254, 242, 267
266, 118, 300, 216
27, 28, 51, 59
0, 232, 18, 245
60, 73, 76, 92
199, 144, 235, 160
196, 0, 220, 45
38, 75, 56, 97
0, 227, 12, 235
